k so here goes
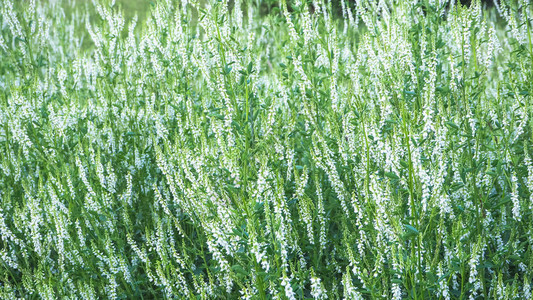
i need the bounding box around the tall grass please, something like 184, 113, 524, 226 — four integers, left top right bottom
0, 0, 532, 298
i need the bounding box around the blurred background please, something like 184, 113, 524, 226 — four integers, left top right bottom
71, 0, 497, 22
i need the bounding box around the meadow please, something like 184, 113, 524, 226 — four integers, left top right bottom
0, 0, 532, 299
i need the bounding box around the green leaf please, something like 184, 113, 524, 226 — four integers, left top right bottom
400, 160, 409, 168
449, 182, 464, 192
445, 121, 459, 130
404, 224, 419, 235
247, 62, 253, 74
224, 66, 232, 75
385, 172, 399, 180
391, 278, 403, 284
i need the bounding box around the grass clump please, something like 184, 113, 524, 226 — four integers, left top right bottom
0, 0, 533, 298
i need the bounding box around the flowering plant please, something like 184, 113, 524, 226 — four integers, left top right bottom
0, 0, 532, 298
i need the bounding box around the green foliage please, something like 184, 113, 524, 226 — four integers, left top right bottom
0, 0, 533, 299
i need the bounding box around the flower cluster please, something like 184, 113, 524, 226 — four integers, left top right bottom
0, 0, 532, 299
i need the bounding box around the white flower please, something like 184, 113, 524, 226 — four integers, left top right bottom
310, 275, 327, 299
281, 275, 296, 300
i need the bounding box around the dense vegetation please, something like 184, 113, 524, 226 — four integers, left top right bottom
1, 0, 532, 298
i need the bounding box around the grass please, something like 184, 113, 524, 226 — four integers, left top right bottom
0, 0, 532, 299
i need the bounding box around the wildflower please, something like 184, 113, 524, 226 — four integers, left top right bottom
281, 275, 296, 300
310, 272, 327, 299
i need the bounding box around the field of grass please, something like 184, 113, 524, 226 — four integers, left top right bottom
1, 0, 533, 299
